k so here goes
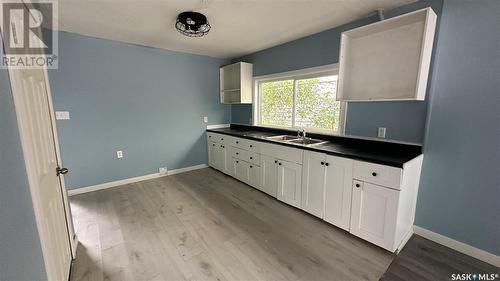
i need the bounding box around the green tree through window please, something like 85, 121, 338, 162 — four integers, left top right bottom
259, 75, 341, 132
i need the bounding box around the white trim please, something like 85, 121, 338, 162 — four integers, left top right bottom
67, 164, 208, 196
207, 124, 230, 129
414, 225, 500, 267
397, 229, 414, 253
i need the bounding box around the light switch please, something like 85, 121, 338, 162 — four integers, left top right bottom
203, 116, 208, 123
377, 127, 386, 138
55, 111, 70, 120
116, 150, 123, 159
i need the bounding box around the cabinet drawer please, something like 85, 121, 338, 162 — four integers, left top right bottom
230, 137, 245, 148
245, 151, 260, 165
244, 140, 261, 153
353, 161, 402, 190
232, 147, 246, 159
260, 142, 303, 164
207, 132, 229, 144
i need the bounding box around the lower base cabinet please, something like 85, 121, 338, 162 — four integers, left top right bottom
277, 160, 302, 208
260, 155, 278, 197
232, 158, 261, 189
350, 180, 399, 251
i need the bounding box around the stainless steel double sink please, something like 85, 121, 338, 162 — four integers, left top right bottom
265, 135, 328, 147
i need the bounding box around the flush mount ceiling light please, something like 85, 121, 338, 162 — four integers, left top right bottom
175, 11, 211, 37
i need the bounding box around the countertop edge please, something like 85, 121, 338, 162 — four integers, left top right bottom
206, 129, 422, 168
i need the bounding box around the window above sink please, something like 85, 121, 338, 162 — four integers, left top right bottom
252, 64, 346, 136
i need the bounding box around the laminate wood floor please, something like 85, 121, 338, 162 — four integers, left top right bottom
70, 168, 394, 281
381, 235, 499, 281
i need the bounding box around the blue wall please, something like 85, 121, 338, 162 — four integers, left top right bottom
49, 32, 230, 189
0, 66, 47, 278
231, 0, 443, 144
415, 0, 500, 256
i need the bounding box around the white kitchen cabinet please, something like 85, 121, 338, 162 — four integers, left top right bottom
337, 8, 437, 101
350, 180, 399, 250
302, 151, 353, 229
301, 151, 327, 218
220, 62, 253, 104
233, 158, 250, 183
248, 163, 261, 190
323, 155, 353, 231
260, 155, 278, 197
277, 160, 302, 208
220, 144, 232, 175
208, 141, 221, 170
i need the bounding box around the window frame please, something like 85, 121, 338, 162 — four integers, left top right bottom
252, 64, 347, 135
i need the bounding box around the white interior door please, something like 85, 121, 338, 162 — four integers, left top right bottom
8, 67, 72, 280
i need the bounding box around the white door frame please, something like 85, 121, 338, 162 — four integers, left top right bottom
1, 0, 78, 262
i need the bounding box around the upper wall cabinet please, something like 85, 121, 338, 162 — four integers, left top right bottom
220, 62, 253, 104
337, 8, 437, 101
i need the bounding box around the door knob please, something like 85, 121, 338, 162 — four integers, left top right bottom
56, 167, 69, 176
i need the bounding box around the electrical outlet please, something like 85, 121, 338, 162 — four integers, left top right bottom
55, 111, 70, 120
116, 150, 123, 159
159, 167, 167, 175
203, 116, 208, 123
377, 127, 386, 138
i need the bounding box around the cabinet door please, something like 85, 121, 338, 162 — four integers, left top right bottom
208, 141, 220, 169
301, 151, 326, 218
220, 145, 233, 175
324, 156, 353, 231
260, 155, 278, 197
233, 159, 250, 184
350, 181, 399, 251
248, 164, 261, 190
277, 160, 302, 208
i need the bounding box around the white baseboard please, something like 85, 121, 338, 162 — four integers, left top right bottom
413, 225, 500, 267
206, 124, 230, 129
67, 164, 208, 196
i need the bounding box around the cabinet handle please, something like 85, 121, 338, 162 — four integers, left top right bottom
209, 136, 211, 138
372, 172, 377, 176
250, 157, 253, 159
236, 152, 239, 155
355, 183, 360, 188
325, 163, 329, 166
221, 138, 224, 141
236, 141, 239, 144
250, 145, 253, 148
274, 160, 278, 164
321, 161, 325, 165
250, 165, 253, 168
278, 162, 282, 166
236, 161, 239, 163
212, 144, 215, 146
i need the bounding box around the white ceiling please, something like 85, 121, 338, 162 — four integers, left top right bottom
55, 0, 415, 59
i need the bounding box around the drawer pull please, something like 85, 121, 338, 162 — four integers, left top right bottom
325, 162, 330, 166
355, 183, 360, 188
372, 172, 377, 177
250, 157, 253, 159
278, 162, 282, 166
250, 165, 253, 168
250, 145, 253, 148
236, 141, 239, 144
321, 161, 325, 165
221, 138, 224, 140
274, 160, 278, 163
236, 152, 239, 155
212, 144, 215, 146
236, 160, 239, 163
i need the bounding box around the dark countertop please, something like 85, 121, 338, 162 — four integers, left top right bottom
207, 124, 423, 168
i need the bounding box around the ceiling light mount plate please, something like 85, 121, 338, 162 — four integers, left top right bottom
175, 11, 211, 37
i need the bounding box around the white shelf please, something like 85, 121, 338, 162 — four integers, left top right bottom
220, 62, 253, 104
337, 7, 437, 101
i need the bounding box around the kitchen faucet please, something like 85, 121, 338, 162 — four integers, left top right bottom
297, 129, 306, 139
